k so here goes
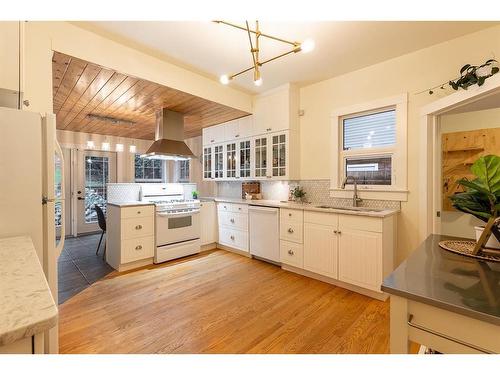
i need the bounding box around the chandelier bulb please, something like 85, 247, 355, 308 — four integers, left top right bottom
220, 75, 230, 85
254, 77, 263, 87
300, 39, 315, 54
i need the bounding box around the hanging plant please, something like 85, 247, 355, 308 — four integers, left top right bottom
449, 59, 499, 91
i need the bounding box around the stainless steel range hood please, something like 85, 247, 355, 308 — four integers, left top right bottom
141, 108, 195, 160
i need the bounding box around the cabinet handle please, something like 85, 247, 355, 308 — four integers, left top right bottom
288, 227, 294, 234
333, 230, 338, 234
338, 231, 342, 235
230, 218, 235, 223
288, 213, 292, 217
235, 134, 240, 138
238, 207, 241, 211
266, 176, 272, 179
224, 205, 227, 209
135, 245, 142, 250
211, 139, 214, 143
230, 235, 235, 240
137, 211, 141, 214
288, 249, 294, 255
135, 225, 142, 230
266, 128, 272, 132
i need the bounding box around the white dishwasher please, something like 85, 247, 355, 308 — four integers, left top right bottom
249, 205, 280, 263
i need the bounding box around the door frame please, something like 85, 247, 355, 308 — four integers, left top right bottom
75, 149, 117, 235
419, 74, 500, 242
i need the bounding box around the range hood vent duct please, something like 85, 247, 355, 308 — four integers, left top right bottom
142, 108, 195, 160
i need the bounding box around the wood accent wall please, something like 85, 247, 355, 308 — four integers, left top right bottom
442, 127, 500, 211
52, 52, 249, 140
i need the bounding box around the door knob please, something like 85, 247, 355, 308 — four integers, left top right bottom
288, 228, 294, 234
288, 249, 294, 255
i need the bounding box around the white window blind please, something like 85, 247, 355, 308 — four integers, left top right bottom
343, 109, 396, 150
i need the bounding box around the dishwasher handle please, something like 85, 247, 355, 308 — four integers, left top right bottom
248, 206, 279, 213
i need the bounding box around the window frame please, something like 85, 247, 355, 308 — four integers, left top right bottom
330, 94, 408, 201
176, 159, 190, 183
134, 154, 166, 183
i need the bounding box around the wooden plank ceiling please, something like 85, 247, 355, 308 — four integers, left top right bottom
52, 52, 250, 140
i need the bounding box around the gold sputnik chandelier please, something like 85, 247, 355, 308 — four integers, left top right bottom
214, 20, 315, 87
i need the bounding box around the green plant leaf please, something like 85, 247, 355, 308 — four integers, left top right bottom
492, 67, 499, 75
470, 155, 500, 194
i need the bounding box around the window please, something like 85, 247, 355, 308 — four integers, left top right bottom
177, 160, 190, 182
341, 108, 396, 186
134, 154, 165, 183
331, 94, 408, 201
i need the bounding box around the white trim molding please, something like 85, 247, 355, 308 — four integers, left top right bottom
419, 73, 500, 243
330, 93, 408, 201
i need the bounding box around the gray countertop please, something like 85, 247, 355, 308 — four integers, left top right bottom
201, 196, 399, 218
0, 236, 58, 346
382, 234, 500, 326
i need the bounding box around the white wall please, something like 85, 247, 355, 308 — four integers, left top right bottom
299, 25, 500, 263
439, 106, 500, 238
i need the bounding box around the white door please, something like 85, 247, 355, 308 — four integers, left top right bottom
76, 150, 117, 234
338, 229, 382, 291
304, 222, 338, 279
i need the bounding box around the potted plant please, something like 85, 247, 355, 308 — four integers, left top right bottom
192, 190, 199, 199
450, 155, 500, 249
291, 186, 306, 203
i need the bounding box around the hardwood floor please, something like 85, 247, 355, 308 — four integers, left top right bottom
58, 249, 389, 354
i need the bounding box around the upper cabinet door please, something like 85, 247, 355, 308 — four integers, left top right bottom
253, 89, 290, 135
224, 120, 240, 141
203, 124, 225, 145
202, 146, 213, 180
271, 132, 288, 178
0, 22, 20, 94
238, 116, 254, 139
239, 139, 251, 178
254, 136, 269, 179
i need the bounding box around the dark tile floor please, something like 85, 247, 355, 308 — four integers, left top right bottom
58, 233, 114, 304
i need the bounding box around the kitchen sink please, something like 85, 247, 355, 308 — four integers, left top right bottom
314, 205, 385, 212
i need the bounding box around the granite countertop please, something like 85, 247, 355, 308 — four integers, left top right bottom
200, 196, 399, 218
382, 234, 500, 326
0, 236, 58, 346
107, 201, 155, 208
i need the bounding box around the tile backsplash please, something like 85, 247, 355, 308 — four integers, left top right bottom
216, 179, 401, 210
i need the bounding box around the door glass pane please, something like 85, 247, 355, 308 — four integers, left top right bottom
54, 152, 63, 227
84, 155, 109, 223
226, 143, 236, 178
272, 133, 286, 177
215, 145, 223, 178
240, 140, 250, 178
255, 137, 267, 177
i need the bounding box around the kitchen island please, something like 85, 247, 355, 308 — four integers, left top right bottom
382, 234, 500, 353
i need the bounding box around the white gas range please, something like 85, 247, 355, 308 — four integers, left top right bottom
140, 184, 201, 263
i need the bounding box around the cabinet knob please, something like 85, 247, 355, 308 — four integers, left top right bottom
135, 225, 142, 230
230, 218, 235, 223
224, 205, 227, 209
288, 227, 294, 234
211, 139, 214, 143
230, 235, 235, 240
288, 249, 294, 255
137, 211, 141, 214
135, 245, 142, 250
338, 231, 342, 235
334, 230, 338, 234
235, 134, 240, 138
288, 213, 292, 217
238, 207, 241, 210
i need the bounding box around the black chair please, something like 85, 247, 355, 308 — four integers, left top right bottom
94, 205, 107, 259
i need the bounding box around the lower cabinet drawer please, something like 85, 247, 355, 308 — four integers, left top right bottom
121, 216, 154, 240
280, 220, 303, 244
280, 240, 303, 268
218, 226, 248, 251
122, 236, 154, 263
218, 211, 248, 230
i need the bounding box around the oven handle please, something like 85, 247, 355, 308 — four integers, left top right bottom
157, 209, 200, 218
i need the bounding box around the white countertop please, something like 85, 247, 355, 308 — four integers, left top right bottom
107, 201, 155, 208
0, 236, 58, 346
201, 197, 399, 218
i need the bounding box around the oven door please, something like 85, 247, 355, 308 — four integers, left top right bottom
156, 210, 201, 247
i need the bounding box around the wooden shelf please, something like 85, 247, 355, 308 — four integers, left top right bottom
444, 146, 484, 153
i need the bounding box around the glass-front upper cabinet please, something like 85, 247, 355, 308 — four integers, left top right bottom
226, 142, 237, 178
214, 145, 224, 179
203, 146, 213, 179
254, 136, 268, 178
272, 133, 287, 177
239, 140, 251, 178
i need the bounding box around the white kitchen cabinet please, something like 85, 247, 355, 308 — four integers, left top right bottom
253, 84, 299, 135
203, 146, 213, 179
106, 204, 156, 271
238, 139, 252, 178
238, 116, 254, 139
200, 201, 217, 246
303, 212, 339, 279
225, 141, 238, 179
0, 21, 21, 108
202, 123, 225, 146
338, 228, 382, 291
217, 202, 249, 252
214, 144, 224, 179
224, 119, 240, 141
252, 130, 297, 180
